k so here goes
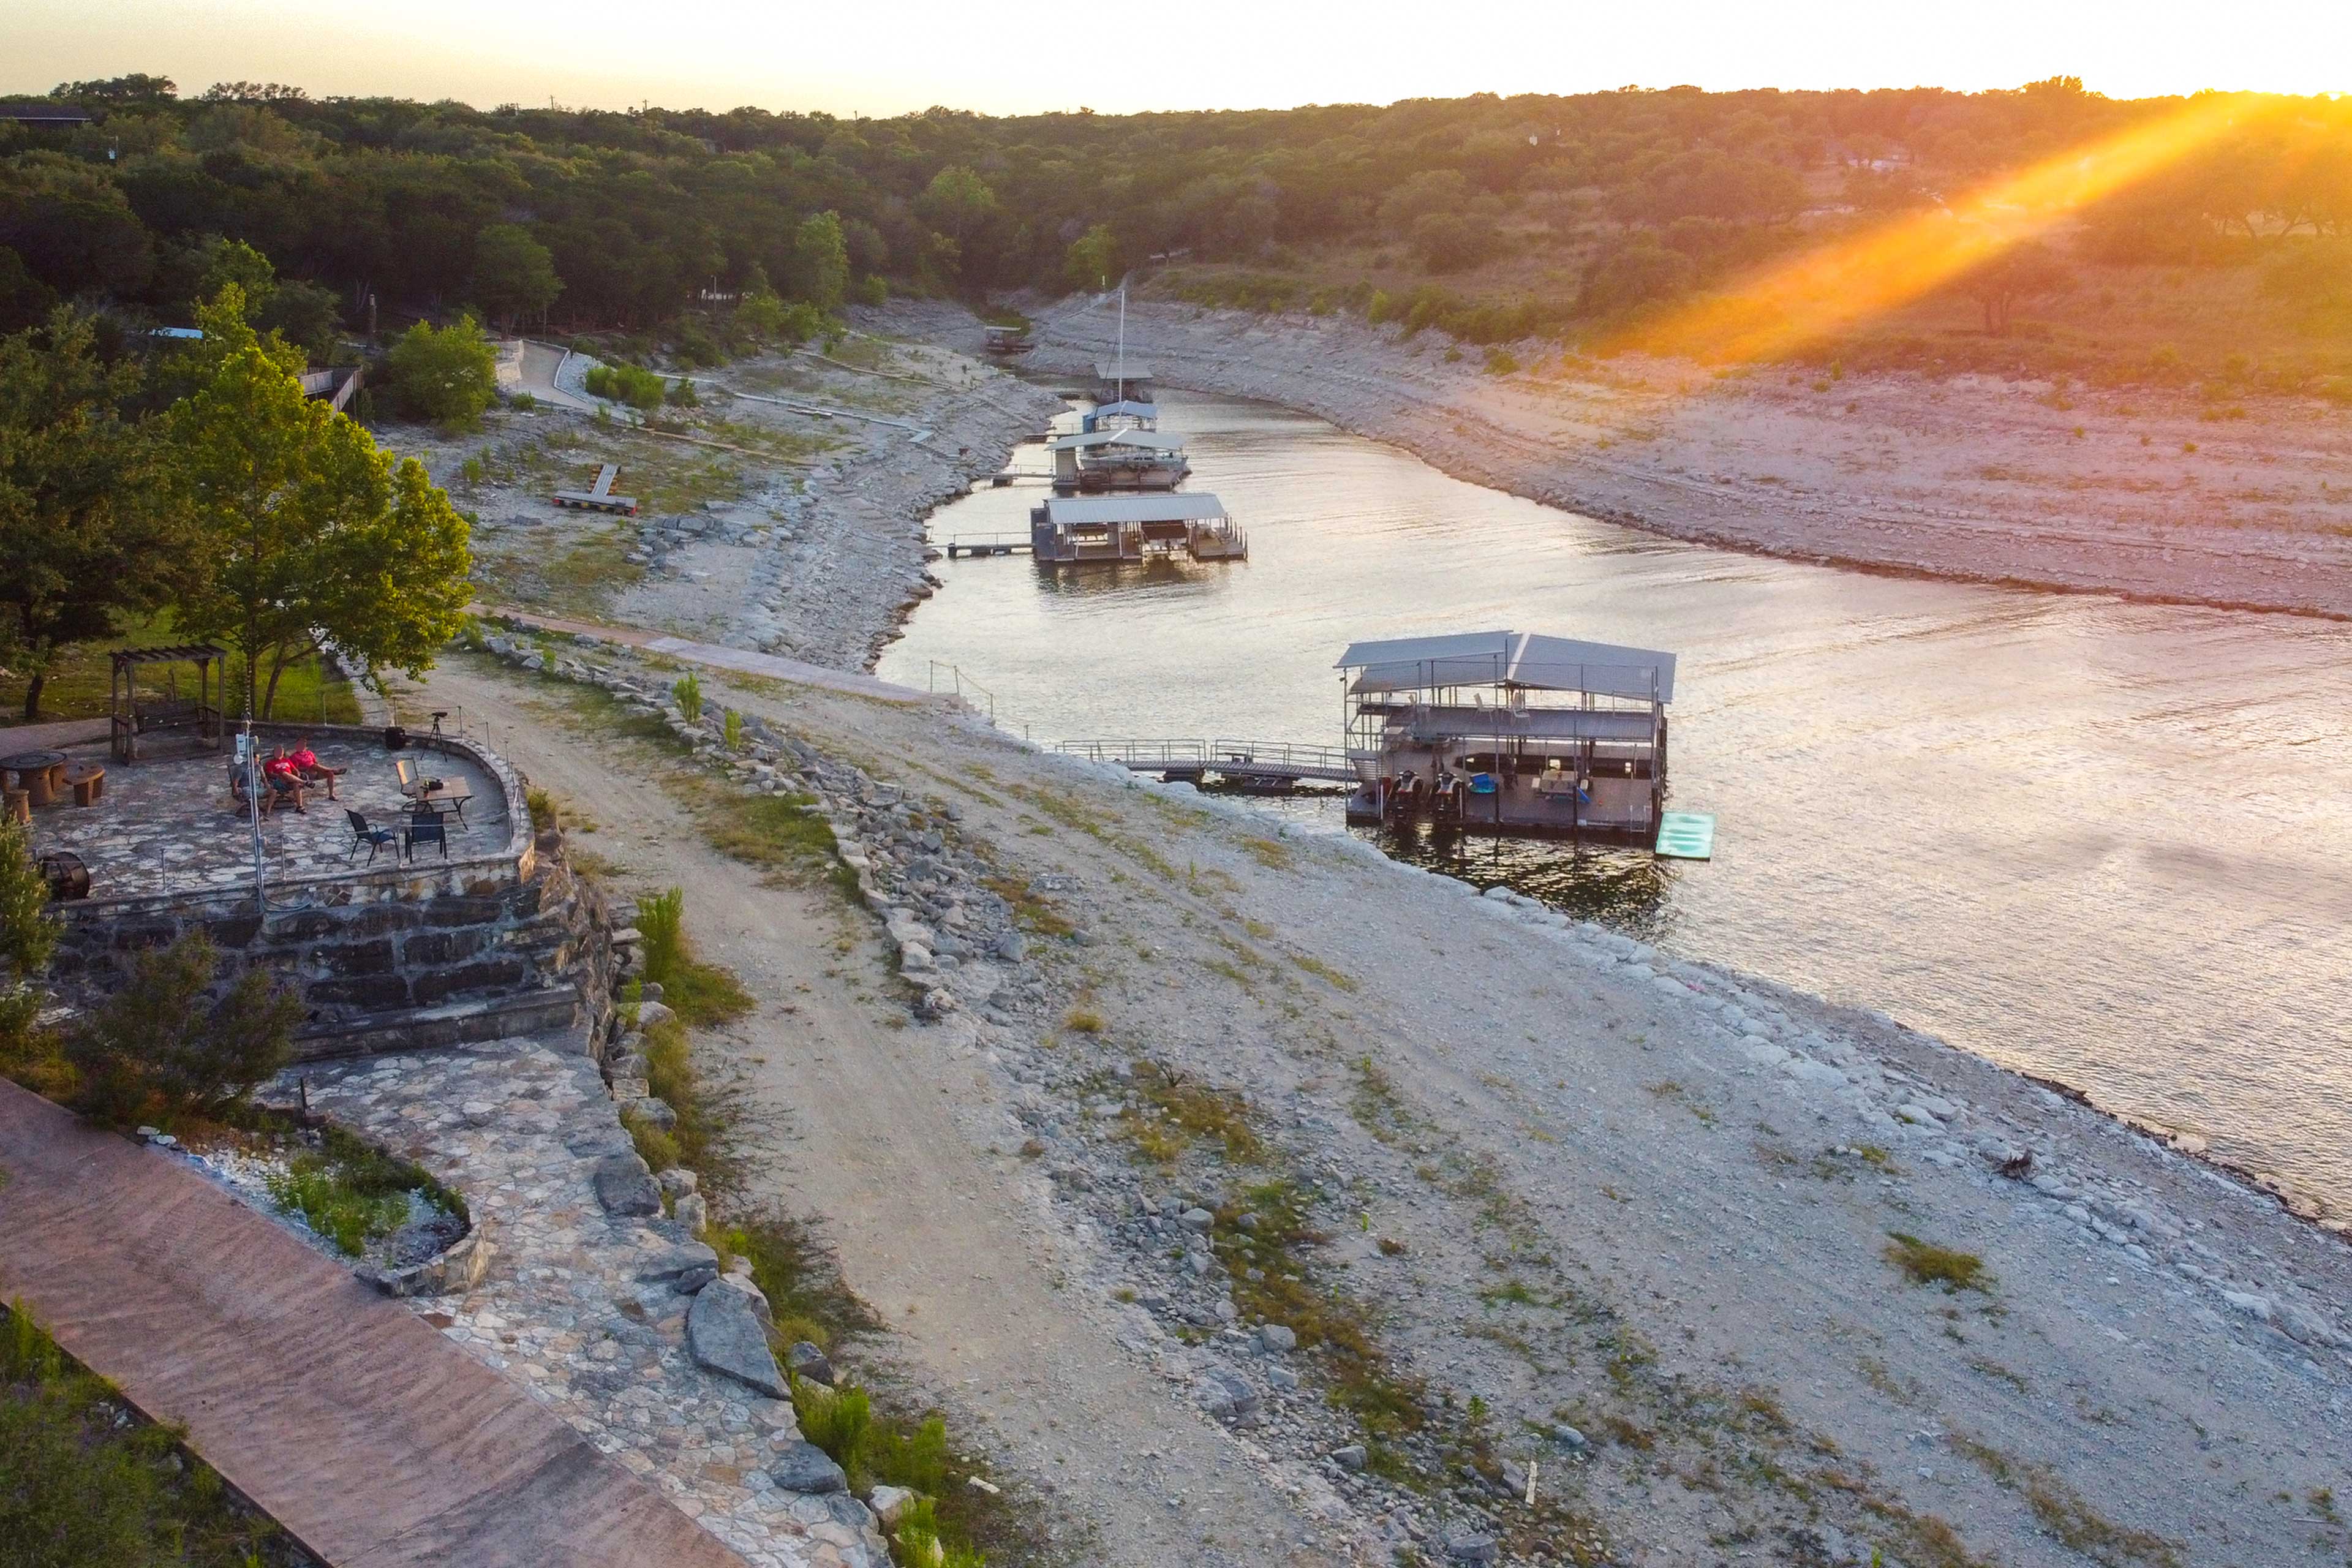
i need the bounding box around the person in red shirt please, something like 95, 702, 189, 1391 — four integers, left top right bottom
262, 748, 308, 813
290, 738, 343, 800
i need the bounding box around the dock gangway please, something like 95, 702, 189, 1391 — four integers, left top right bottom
1052, 738, 1357, 785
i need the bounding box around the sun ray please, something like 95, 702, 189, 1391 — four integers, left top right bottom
1613, 92, 2290, 364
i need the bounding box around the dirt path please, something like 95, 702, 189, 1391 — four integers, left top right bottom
406, 655, 1340, 1568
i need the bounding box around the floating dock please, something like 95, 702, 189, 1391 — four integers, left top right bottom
1053, 738, 1354, 787
1048, 428, 1191, 492
1030, 493, 1246, 565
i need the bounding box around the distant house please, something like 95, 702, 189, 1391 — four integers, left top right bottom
0, 100, 95, 128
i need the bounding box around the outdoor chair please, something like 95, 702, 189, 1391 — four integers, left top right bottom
394, 756, 445, 800
404, 802, 449, 861
345, 809, 401, 866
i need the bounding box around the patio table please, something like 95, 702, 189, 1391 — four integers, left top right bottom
0, 750, 68, 808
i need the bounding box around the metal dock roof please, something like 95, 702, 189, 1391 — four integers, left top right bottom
1338, 630, 1676, 703
1093, 360, 1155, 380
1049, 429, 1189, 452
1040, 493, 1229, 526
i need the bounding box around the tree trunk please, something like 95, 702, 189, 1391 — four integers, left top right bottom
21, 673, 43, 723
261, 645, 293, 720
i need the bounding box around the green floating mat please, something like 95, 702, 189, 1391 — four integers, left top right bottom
1655, 812, 1716, 861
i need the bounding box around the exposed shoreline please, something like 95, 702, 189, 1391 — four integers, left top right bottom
413, 316, 2352, 1566
996, 293, 2352, 623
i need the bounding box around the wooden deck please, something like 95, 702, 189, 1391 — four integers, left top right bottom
0, 1080, 749, 1568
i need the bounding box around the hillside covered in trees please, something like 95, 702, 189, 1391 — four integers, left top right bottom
4, 74, 2350, 385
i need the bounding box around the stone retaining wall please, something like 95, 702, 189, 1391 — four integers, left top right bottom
45, 725, 626, 1061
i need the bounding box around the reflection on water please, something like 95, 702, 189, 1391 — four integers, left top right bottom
883, 387, 2352, 1215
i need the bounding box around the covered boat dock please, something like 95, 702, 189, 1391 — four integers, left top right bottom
1337, 629, 1678, 843
1029, 493, 1247, 565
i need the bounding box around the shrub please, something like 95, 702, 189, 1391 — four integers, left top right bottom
639, 887, 686, 987
65, 933, 299, 1126
384, 314, 497, 428
0, 819, 61, 1074
1885, 1232, 1991, 1292
510, 390, 536, 412
854, 274, 888, 307
668, 376, 699, 407
671, 670, 703, 720
722, 709, 744, 751
584, 361, 666, 410
460, 456, 484, 488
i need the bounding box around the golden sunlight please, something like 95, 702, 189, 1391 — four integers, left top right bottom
1615, 93, 2297, 364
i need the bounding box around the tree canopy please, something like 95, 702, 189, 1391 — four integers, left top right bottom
167, 287, 471, 715
0, 308, 179, 720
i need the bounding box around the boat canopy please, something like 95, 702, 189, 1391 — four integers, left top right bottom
1093, 359, 1155, 380
1095, 399, 1159, 420
1337, 629, 1676, 703
1041, 493, 1228, 527
1049, 429, 1189, 453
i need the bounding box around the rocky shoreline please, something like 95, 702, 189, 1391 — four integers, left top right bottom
983, 293, 2352, 621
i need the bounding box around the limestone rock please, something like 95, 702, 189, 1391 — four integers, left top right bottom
592, 1153, 662, 1216
771, 1439, 848, 1494
687, 1279, 788, 1398
787, 1340, 836, 1386
867, 1483, 915, 1527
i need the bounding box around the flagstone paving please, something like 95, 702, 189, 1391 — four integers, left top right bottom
26, 737, 500, 900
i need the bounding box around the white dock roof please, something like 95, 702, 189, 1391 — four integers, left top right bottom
1041, 493, 1227, 526
1337, 630, 1675, 703
1049, 429, 1189, 453
1095, 399, 1159, 419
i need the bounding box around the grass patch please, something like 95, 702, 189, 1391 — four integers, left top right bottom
1885, 1232, 1991, 1293
0, 609, 360, 728
1218, 1180, 1427, 1442
1243, 837, 1294, 871
1951, 1436, 2180, 1567
791, 1379, 1014, 1567
1117, 1060, 1262, 1164
636, 887, 755, 1027
0, 1302, 294, 1567
981, 873, 1074, 937
472, 521, 638, 617
669, 775, 844, 892
247, 1112, 464, 1259
1062, 1007, 1106, 1035
1290, 952, 1359, 992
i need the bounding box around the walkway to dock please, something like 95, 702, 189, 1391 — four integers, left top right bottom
476, 605, 932, 705
1055, 737, 1357, 783
0, 1080, 750, 1568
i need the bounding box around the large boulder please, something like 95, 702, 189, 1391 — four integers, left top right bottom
770, 1439, 848, 1494
592, 1153, 662, 1216
686, 1281, 788, 1398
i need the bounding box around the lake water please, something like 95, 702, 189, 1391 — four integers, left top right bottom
880, 387, 2352, 1218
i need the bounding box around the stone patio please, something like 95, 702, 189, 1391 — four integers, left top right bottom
28, 737, 499, 901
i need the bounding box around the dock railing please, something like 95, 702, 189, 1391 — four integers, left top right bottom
1050, 737, 1355, 781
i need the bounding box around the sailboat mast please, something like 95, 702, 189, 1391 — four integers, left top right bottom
1116, 283, 1126, 401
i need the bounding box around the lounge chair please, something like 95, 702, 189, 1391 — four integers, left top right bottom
344, 809, 400, 865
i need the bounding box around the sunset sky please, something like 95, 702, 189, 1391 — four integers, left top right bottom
10, 0, 2348, 116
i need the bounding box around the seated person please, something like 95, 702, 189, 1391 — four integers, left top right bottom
289, 738, 343, 799
229, 759, 273, 817
262, 748, 308, 813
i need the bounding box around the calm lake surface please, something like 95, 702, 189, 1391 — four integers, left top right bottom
881, 387, 2352, 1217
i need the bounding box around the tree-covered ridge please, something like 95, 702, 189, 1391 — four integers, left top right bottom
6, 75, 2350, 338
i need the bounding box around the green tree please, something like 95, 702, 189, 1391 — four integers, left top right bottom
0, 308, 178, 720
1065, 223, 1118, 292
1954, 241, 2072, 335
383, 314, 497, 427
471, 223, 562, 330
168, 288, 472, 716
196, 236, 277, 314
66, 932, 299, 1126
0, 816, 59, 1072
791, 211, 850, 312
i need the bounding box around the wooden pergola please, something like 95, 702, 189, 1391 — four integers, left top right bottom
109, 644, 225, 761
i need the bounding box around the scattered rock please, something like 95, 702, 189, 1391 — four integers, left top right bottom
1257, 1323, 1297, 1353
787, 1340, 836, 1386
1196, 1367, 1261, 1421
1445, 1531, 1499, 1564
672, 1192, 708, 1232
1332, 1444, 1369, 1472
867, 1483, 916, 1527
